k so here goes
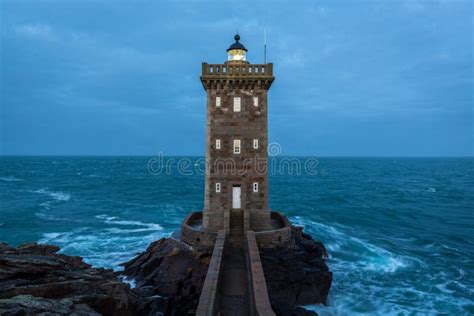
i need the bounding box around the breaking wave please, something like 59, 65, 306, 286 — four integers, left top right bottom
291, 216, 472, 315
33, 188, 71, 201
39, 214, 166, 269
96, 214, 163, 231
291, 216, 413, 273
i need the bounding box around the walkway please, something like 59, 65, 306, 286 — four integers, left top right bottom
195, 210, 275, 316
217, 210, 249, 315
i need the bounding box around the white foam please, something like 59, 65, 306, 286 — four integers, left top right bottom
40, 232, 64, 242
96, 214, 163, 230
39, 201, 51, 209
291, 215, 474, 315
34, 188, 71, 201
290, 216, 414, 273
39, 222, 171, 270
106, 227, 160, 234
121, 276, 137, 289
35, 212, 56, 220
0, 176, 22, 182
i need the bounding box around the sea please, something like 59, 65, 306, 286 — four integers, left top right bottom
0, 156, 473, 315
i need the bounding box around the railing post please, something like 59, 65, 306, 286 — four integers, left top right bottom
266, 63, 273, 76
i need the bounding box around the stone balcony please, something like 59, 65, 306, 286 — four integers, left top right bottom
200, 63, 274, 90
202, 63, 273, 78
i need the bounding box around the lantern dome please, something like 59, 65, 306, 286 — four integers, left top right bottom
227, 34, 247, 61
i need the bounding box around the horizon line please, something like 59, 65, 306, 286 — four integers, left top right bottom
1, 154, 473, 158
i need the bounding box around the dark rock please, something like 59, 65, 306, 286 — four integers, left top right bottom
122, 238, 211, 316
0, 242, 158, 315
0, 295, 100, 316
261, 226, 332, 314
271, 299, 318, 316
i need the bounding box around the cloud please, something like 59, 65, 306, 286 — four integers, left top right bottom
15, 23, 56, 41
1, 0, 472, 155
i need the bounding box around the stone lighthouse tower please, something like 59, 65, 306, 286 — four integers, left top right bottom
200, 34, 275, 233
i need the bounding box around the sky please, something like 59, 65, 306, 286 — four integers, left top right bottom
1, 0, 472, 156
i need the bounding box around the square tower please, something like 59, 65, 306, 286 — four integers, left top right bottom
201, 35, 275, 232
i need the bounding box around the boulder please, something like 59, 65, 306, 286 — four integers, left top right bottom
122, 238, 211, 315
0, 242, 155, 315
260, 226, 332, 313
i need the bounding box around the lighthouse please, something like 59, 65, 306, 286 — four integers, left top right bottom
200, 34, 275, 233
181, 34, 288, 249
178, 35, 324, 316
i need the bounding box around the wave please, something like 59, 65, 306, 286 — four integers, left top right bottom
35, 212, 56, 221
35, 212, 83, 223
37, 214, 165, 269
34, 188, 71, 201
0, 176, 22, 182
96, 214, 163, 231
290, 216, 413, 273
291, 216, 474, 315
39, 227, 170, 270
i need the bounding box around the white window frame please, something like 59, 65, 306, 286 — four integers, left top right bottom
253, 96, 259, 107
233, 97, 241, 112
215, 182, 221, 193
253, 182, 259, 193
233, 139, 241, 154
253, 139, 259, 149
216, 96, 221, 107
215, 139, 221, 149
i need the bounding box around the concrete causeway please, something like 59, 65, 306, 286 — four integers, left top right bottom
195, 210, 275, 316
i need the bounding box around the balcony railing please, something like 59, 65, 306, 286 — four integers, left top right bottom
202, 63, 273, 78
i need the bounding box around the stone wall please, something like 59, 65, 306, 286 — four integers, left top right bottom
254, 212, 292, 248
248, 209, 272, 231
181, 212, 217, 248
195, 231, 226, 316
182, 211, 292, 249
246, 231, 276, 316
255, 228, 291, 248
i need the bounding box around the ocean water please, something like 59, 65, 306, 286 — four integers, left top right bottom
0, 156, 473, 315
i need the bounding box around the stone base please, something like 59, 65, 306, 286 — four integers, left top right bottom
181, 210, 292, 248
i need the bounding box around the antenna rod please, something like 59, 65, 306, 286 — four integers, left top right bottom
264, 28, 267, 64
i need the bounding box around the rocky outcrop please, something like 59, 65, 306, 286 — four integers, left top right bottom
0, 243, 158, 315
121, 238, 211, 315
0, 295, 100, 315
0, 228, 331, 316
261, 227, 332, 315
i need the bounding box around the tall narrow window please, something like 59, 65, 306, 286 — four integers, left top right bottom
215, 139, 221, 149
215, 96, 221, 107
253, 182, 259, 193
233, 139, 241, 154
253, 96, 259, 107
253, 139, 259, 149
215, 182, 221, 193
233, 97, 241, 112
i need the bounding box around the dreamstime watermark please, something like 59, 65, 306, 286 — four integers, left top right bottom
147, 142, 323, 176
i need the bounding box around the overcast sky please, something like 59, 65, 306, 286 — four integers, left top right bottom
1, 0, 472, 156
